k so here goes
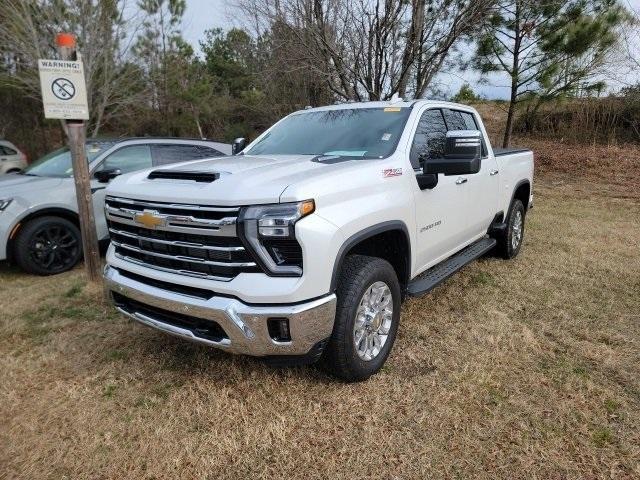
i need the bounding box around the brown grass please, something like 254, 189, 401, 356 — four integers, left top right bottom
1, 173, 639, 479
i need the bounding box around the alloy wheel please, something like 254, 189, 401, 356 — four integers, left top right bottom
353, 281, 394, 361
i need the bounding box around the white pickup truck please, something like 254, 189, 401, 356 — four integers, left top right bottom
103, 100, 533, 381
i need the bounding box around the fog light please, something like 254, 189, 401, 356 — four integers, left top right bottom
268, 317, 291, 342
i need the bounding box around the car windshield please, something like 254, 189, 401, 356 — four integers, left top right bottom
245, 107, 412, 158
22, 142, 115, 178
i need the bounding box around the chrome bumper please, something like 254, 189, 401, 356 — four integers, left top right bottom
103, 265, 336, 357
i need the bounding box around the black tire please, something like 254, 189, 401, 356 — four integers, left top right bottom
321, 255, 401, 382
496, 199, 525, 259
5, 169, 22, 174
13, 216, 82, 275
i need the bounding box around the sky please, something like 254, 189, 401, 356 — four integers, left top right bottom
181, 0, 640, 100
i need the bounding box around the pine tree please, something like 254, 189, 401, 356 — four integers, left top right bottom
476, 0, 628, 147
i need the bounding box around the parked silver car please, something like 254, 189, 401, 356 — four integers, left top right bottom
0, 140, 28, 174
0, 137, 230, 275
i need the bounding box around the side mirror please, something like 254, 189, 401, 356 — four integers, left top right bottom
424, 130, 482, 176
416, 172, 438, 190
94, 167, 122, 183
232, 137, 246, 155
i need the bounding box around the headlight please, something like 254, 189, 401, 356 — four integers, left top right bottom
0, 199, 13, 211
239, 200, 314, 276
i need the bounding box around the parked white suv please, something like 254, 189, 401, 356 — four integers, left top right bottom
0, 137, 230, 275
103, 100, 534, 381
0, 140, 28, 174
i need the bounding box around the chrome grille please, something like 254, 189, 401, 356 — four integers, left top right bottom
105, 196, 257, 281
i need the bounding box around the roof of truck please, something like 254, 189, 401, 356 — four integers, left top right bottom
298, 99, 475, 114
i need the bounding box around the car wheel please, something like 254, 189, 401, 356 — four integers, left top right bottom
14, 216, 82, 275
496, 199, 525, 259
5, 169, 22, 174
321, 255, 401, 382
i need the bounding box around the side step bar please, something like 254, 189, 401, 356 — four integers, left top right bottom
406, 237, 497, 297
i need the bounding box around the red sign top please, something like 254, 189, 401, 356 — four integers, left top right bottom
55, 33, 76, 48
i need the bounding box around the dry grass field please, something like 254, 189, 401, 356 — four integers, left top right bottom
1, 148, 640, 478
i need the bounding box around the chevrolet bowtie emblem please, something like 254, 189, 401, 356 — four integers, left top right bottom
134, 210, 166, 229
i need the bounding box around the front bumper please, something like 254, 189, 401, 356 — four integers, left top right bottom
104, 265, 337, 357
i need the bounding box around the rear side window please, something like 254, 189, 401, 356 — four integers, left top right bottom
152, 144, 224, 166
0, 146, 17, 155
410, 109, 448, 169
98, 145, 152, 174
443, 109, 467, 131
444, 109, 487, 157
460, 111, 478, 130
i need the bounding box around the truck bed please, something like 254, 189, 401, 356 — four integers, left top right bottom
493, 147, 531, 157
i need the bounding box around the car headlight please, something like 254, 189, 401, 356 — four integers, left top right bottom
0, 199, 13, 211
239, 200, 314, 276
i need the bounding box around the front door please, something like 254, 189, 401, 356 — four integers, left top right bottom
411, 108, 470, 272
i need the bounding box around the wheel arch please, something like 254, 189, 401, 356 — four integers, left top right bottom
511, 180, 531, 212
330, 221, 411, 292
6, 208, 79, 261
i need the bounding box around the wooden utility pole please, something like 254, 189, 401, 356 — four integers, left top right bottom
56, 33, 101, 283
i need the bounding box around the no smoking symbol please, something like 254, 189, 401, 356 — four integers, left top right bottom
51, 78, 75, 101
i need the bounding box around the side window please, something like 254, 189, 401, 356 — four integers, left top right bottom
410, 109, 448, 169
446, 109, 488, 158
443, 109, 466, 131
198, 146, 224, 158
460, 111, 488, 157
0, 146, 17, 155
152, 144, 216, 166
98, 145, 152, 174
460, 111, 478, 130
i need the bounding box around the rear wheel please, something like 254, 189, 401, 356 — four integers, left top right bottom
14, 216, 82, 275
321, 255, 401, 382
496, 199, 525, 259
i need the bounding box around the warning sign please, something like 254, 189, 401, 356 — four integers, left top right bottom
38, 59, 89, 120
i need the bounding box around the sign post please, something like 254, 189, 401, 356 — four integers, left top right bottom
38, 33, 101, 283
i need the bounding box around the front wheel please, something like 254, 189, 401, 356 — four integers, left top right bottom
13, 216, 82, 275
321, 255, 401, 382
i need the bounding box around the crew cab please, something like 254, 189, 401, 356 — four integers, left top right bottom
103, 100, 534, 382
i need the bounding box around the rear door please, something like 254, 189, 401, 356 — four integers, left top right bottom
411, 108, 471, 271
442, 109, 499, 237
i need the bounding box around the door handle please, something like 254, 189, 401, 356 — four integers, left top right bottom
490, 169, 499, 176
455, 177, 468, 185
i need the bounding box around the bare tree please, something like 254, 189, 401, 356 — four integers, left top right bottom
0, 0, 145, 136
233, 0, 494, 101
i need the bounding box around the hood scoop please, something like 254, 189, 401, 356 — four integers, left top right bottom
147, 169, 220, 183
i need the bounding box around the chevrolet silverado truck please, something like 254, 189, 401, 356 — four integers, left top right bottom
103, 100, 533, 382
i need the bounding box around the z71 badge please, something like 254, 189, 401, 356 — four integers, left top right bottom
383, 168, 403, 178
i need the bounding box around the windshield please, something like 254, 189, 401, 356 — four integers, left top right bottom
246, 107, 412, 158
23, 142, 115, 177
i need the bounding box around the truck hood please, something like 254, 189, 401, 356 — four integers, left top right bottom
107, 154, 378, 206
0, 174, 65, 197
